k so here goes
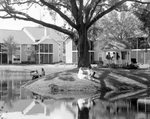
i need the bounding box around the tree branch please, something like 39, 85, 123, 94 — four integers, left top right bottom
52, 3, 71, 10
87, 0, 129, 29
40, 0, 76, 29
69, 0, 79, 24
133, 0, 150, 4
79, 0, 83, 23
1, 10, 74, 37
87, 0, 101, 23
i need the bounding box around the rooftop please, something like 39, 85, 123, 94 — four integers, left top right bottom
23, 27, 64, 42
0, 29, 34, 44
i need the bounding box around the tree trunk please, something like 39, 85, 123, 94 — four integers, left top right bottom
77, 27, 90, 68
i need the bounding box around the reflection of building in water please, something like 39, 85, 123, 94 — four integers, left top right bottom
104, 100, 131, 114
90, 98, 150, 119
136, 97, 150, 119
22, 99, 78, 118
137, 97, 150, 112
0, 79, 33, 101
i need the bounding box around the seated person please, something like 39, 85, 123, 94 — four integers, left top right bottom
85, 66, 96, 79
40, 68, 45, 77
78, 66, 96, 80
77, 67, 87, 79
32, 70, 39, 80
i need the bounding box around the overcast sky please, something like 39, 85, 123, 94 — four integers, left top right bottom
0, 4, 64, 30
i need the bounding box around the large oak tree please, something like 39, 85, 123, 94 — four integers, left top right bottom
97, 10, 143, 49
0, 0, 149, 67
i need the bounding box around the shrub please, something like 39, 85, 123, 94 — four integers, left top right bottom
122, 63, 139, 69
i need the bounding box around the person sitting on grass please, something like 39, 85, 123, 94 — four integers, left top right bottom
77, 67, 87, 79
88, 66, 96, 79
41, 68, 45, 77
77, 66, 96, 80
32, 70, 39, 80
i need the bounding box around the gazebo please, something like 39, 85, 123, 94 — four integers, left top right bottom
100, 41, 132, 65
102, 49, 132, 65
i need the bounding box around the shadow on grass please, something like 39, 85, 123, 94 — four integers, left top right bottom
111, 69, 150, 87
43, 67, 150, 95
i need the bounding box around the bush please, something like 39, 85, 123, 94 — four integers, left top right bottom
122, 63, 139, 69
97, 61, 104, 68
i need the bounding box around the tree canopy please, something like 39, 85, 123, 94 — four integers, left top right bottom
130, 3, 150, 49
96, 10, 143, 49
0, 0, 149, 67
132, 3, 150, 36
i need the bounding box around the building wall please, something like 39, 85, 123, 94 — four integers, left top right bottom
40, 38, 59, 63
138, 51, 144, 64
65, 39, 95, 64
58, 41, 64, 62
65, 39, 72, 63
130, 50, 150, 64
94, 44, 103, 62
21, 44, 28, 62
145, 51, 150, 64
12, 44, 21, 64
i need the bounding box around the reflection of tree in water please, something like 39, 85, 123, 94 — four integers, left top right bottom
21, 88, 150, 119
2, 81, 17, 109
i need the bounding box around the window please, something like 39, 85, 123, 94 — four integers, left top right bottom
40, 44, 44, 52
45, 44, 48, 53
49, 54, 53, 63
14, 55, 20, 61
49, 44, 53, 53
72, 42, 77, 51
16, 47, 20, 50
1, 43, 7, 52
40, 54, 44, 63
35, 45, 39, 52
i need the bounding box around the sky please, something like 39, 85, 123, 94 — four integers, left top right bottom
0, 4, 63, 30
0, 14, 64, 30
0, 19, 38, 30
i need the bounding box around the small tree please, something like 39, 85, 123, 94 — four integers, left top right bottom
25, 45, 37, 63
3, 36, 18, 64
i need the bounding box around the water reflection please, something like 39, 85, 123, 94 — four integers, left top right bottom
0, 70, 150, 119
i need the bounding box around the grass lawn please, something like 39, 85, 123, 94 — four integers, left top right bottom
21, 65, 150, 101
1, 64, 150, 90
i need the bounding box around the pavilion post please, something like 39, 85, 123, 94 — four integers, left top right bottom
119, 51, 122, 64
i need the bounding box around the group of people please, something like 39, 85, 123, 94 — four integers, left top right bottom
31, 68, 45, 80
106, 52, 120, 61
106, 52, 120, 64
77, 66, 95, 80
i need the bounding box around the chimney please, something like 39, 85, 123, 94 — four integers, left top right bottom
44, 27, 51, 36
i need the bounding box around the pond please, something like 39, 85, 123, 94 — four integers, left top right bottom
0, 70, 150, 119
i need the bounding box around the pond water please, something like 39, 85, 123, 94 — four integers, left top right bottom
0, 70, 150, 119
